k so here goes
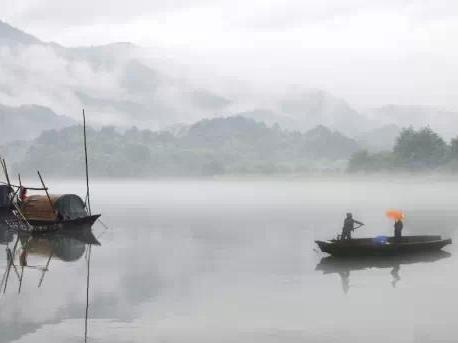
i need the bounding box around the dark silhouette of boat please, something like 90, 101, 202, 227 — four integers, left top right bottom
315, 235, 452, 257
0, 188, 101, 233
20, 194, 100, 228
0, 109, 100, 233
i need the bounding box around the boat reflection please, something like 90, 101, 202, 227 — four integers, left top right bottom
0, 213, 14, 246
0, 223, 101, 342
1, 224, 100, 293
315, 251, 452, 294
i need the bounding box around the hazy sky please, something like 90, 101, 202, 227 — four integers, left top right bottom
1, 0, 457, 108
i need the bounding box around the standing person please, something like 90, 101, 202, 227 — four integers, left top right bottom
341, 213, 364, 240
394, 219, 403, 239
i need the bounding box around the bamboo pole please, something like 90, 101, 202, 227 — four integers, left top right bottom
1, 159, 13, 208
0, 266, 7, 293
84, 244, 92, 343
18, 265, 24, 294
11, 201, 31, 230
3, 236, 19, 293
7, 248, 20, 279
0, 247, 10, 291
38, 252, 53, 288
37, 171, 55, 214
1, 159, 11, 188
83, 109, 91, 215
2, 250, 12, 294
0, 181, 48, 191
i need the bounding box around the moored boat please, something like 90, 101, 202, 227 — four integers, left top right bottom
20, 194, 100, 230
0, 110, 100, 233
0, 184, 101, 233
315, 235, 452, 257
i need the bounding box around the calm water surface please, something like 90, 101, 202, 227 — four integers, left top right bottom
1, 179, 458, 343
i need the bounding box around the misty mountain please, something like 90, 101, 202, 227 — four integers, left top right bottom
4, 116, 361, 177
230, 90, 374, 136
0, 21, 233, 129
3, 20, 457, 141
0, 21, 385, 137
0, 104, 75, 144
0, 20, 42, 46
368, 105, 458, 139
277, 89, 372, 135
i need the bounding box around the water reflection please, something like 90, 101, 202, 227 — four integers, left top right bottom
0, 223, 101, 342
0, 221, 14, 246
315, 251, 452, 294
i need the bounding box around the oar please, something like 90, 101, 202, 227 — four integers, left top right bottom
353, 223, 364, 231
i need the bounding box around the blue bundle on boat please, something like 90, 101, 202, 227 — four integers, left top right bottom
373, 235, 389, 245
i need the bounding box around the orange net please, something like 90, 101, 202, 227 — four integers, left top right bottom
386, 209, 405, 221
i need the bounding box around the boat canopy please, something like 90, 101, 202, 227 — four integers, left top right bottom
0, 185, 11, 208
21, 194, 87, 222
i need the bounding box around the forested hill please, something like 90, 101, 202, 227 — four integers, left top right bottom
1, 116, 361, 177
348, 127, 458, 173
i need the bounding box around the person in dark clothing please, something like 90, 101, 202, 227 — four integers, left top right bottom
341, 213, 364, 240
394, 219, 403, 238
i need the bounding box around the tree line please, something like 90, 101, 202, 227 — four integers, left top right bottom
3, 116, 360, 177
348, 127, 458, 172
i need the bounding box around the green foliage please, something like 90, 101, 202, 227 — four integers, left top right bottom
450, 137, 458, 160
349, 127, 454, 173
4, 116, 361, 177
393, 127, 448, 170
347, 150, 394, 172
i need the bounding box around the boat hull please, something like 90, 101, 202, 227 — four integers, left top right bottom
315, 235, 452, 257
27, 214, 100, 227
26, 214, 101, 233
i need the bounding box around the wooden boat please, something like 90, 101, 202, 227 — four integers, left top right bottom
315, 235, 452, 257
0, 188, 101, 232
26, 214, 100, 227
0, 110, 100, 234
18, 194, 100, 232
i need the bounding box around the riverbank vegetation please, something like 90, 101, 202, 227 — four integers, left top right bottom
348, 127, 458, 173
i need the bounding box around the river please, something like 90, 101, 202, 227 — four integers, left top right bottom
1, 179, 457, 342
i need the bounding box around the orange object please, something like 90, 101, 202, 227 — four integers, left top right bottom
386, 209, 405, 221
19, 187, 27, 201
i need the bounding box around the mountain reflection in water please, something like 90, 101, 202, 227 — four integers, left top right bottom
315, 251, 452, 294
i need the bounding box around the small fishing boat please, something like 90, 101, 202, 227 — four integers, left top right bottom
0, 192, 100, 232
0, 183, 100, 232
0, 110, 100, 233
315, 235, 452, 257
20, 194, 100, 228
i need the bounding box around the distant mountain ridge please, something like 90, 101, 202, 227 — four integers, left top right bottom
3, 116, 362, 177
0, 104, 75, 144
0, 20, 42, 46
356, 124, 401, 152
0, 20, 234, 130
1, 20, 458, 141
367, 105, 458, 139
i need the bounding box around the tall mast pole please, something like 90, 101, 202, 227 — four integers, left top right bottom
83, 109, 91, 215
